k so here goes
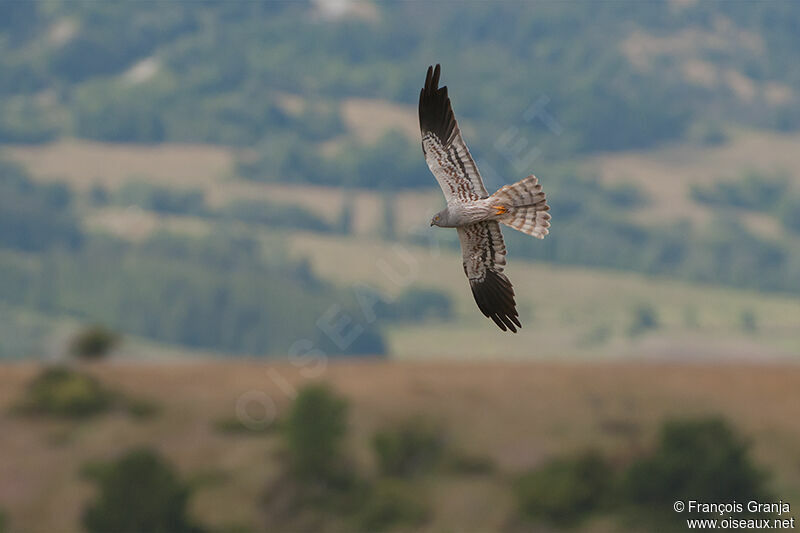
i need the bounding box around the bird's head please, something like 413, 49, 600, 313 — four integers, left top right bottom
430, 213, 443, 227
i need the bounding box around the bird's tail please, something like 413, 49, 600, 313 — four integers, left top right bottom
489, 175, 551, 239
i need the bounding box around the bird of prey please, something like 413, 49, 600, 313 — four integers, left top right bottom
420, 64, 551, 332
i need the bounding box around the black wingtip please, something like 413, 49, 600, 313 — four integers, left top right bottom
419, 63, 456, 147
470, 271, 521, 333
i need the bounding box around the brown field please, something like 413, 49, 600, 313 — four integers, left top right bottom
1, 360, 800, 532
3, 140, 235, 190
341, 98, 419, 142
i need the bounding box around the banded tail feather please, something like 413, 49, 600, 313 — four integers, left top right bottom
490, 175, 551, 239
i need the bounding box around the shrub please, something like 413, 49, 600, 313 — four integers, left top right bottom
0, 159, 83, 251
69, 325, 120, 360
687, 120, 727, 146
514, 451, 612, 527
125, 398, 161, 419
83, 448, 204, 533
443, 451, 495, 475
691, 172, 788, 212
372, 417, 445, 477
377, 287, 454, 323
337, 197, 354, 235
779, 195, 800, 234
380, 193, 396, 240
115, 182, 206, 215
740, 309, 758, 333
15, 367, 114, 418
356, 480, 430, 532
628, 304, 659, 337
218, 199, 332, 233
89, 184, 110, 206
285, 384, 349, 481
620, 417, 771, 526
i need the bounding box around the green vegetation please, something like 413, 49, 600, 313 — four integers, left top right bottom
3, 2, 800, 158
690, 171, 800, 238
14, 366, 160, 420
0, 160, 83, 251
240, 130, 429, 189
779, 196, 800, 234
628, 304, 660, 337
377, 287, 454, 323
2, 3, 800, 356
620, 417, 772, 527
372, 417, 445, 478
15, 367, 115, 418
125, 398, 161, 420
82, 448, 204, 533
337, 196, 355, 235
0, 229, 387, 356
0, 152, 387, 357
114, 182, 207, 216
267, 384, 434, 532
356, 480, 430, 532
740, 309, 758, 333
217, 199, 333, 233
285, 384, 350, 481
443, 451, 496, 475
380, 192, 397, 240
690, 171, 789, 212
514, 417, 773, 530
69, 325, 120, 361
514, 451, 612, 527
263, 384, 363, 531
501, 170, 800, 296
0, 508, 6, 533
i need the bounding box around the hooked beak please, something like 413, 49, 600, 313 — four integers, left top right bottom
430, 220, 435, 227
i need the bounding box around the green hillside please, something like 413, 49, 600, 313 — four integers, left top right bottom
2, 1, 799, 158
1, 1, 800, 358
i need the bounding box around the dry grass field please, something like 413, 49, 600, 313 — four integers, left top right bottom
4, 140, 236, 191
1, 360, 799, 533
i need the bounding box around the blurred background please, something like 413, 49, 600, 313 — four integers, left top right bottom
0, 1, 799, 532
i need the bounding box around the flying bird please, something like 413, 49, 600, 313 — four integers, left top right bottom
420, 64, 551, 332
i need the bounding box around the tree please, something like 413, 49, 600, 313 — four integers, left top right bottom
514, 451, 612, 527
69, 325, 120, 361
372, 417, 445, 477
284, 384, 349, 481
83, 448, 203, 533
620, 417, 772, 528
380, 192, 396, 240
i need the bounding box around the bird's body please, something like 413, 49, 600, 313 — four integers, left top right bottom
419, 64, 551, 332
430, 198, 497, 228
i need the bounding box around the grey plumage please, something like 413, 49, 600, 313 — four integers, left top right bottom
420, 64, 551, 332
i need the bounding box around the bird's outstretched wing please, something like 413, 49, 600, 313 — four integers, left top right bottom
419, 64, 488, 202
457, 221, 521, 332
